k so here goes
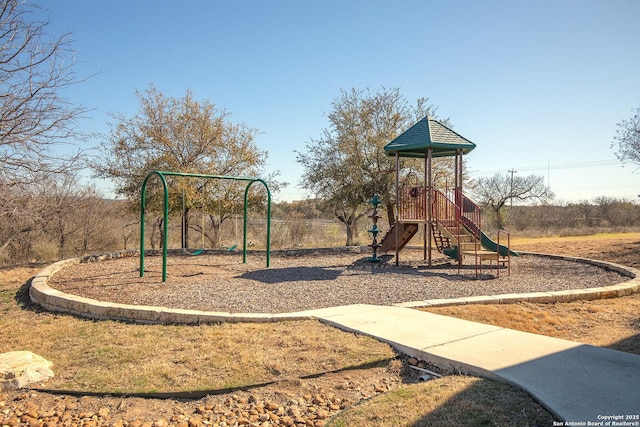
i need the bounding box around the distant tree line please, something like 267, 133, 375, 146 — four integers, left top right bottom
4, 190, 640, 264
0, 173, 137, 263
483, 197, 640, 234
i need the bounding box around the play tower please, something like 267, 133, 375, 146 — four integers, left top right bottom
381, 115, 515, 275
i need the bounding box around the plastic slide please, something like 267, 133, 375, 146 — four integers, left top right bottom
478, 229, 518, 257
442, 226, 518, 260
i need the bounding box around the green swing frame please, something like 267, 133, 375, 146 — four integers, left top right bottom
139, 170, 272, 282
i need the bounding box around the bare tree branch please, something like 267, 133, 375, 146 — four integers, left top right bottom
472, 173, 554, 229
0, 0, 89, 185
612, 106, 640, 166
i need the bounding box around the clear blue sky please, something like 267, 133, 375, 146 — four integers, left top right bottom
35, 0, 640, 203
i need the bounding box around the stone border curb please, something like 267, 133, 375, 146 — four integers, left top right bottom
28, 250, 311, 324
29, 250, 640, 324
394, 251, 640, 309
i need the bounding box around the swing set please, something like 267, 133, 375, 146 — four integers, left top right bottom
139, 170, 272, 282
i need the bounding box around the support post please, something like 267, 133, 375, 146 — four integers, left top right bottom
243, 179, 271, 267
427, 147, 433, 266
455, 150, 463, 272
140, 171, 169, 282
458, 149, 464, 194
423, 152, 427, 261
394, 152, 400, 266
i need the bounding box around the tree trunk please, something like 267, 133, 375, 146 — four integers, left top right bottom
82, 230, 89, 255
58, 234, 65, 260
206, 214, 221, 248
182, 207, 190, 248
345, 219, 355, 246
149, 221, 157, 250
493, 202, 506, 230
386, 201, 395, 228
158, 218, 164, 249
336, 209, 365, 246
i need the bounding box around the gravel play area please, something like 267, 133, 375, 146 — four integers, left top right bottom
47, 248, 630, 314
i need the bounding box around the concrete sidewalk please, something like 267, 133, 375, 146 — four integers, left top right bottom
308, 304, 640, 423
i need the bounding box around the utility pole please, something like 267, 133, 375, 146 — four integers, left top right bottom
508, 169, 517, 209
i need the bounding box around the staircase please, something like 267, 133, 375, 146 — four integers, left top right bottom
432, 225, 452, 252
433, 220, 509, 263
380, 222, 419, 253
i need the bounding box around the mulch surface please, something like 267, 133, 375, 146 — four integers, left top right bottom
48, 248, 629, 313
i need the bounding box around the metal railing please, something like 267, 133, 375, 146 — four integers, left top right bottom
432, 188, 455, 224
397, 186, 481, 233
455, 189, 481, 239
397, 185, 428, 221
432, 188, 462, 269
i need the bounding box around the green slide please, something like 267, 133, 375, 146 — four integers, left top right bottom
442, 227, 518, 259
478, 228, 518, 257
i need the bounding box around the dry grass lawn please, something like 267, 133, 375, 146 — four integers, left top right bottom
327, 376, 554, 427
1, 265, 396, 394
329, 233, 640, 426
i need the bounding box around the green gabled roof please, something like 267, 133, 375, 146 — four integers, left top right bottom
384, 115, 476, 158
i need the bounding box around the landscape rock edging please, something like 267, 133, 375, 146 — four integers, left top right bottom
395, 251, 640, 309
28, 249, 640, 324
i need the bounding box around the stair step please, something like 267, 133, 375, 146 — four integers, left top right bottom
460, 243, 481, 250
460, 250, 510, 262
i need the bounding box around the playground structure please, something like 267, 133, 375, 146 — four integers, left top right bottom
139, 170, 272, 282
381, 115, 516, 275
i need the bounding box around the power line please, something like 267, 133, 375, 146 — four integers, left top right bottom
472, 160, 632, 176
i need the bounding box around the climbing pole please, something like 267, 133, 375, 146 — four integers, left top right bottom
367, 194, 383, 262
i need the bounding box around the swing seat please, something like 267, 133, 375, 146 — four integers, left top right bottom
183, 248, 204, 256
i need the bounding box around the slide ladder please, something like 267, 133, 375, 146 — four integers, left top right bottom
433, 220, 514, 262
434, 189, 517, 275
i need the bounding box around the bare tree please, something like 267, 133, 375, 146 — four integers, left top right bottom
0, 183, 35, 258
32, 172, 85, 260
74, 188, 122, 255
0, 0, 90, 262
612, 106, 640, 166
0, 0, 88, 185
472, 173, 554, 230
